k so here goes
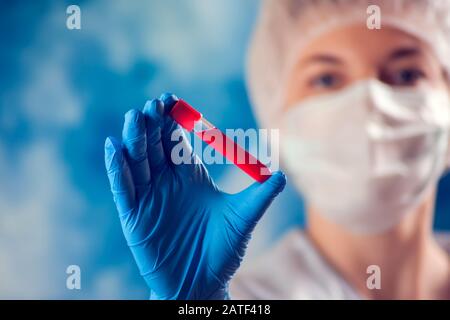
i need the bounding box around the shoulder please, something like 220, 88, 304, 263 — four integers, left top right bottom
230, 230, 305, 299
229, 229, 359, 300
230, 230, 450, 299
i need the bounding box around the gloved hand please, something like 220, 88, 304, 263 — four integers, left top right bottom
104, 93, 286, 299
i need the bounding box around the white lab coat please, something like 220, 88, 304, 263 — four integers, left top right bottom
229, 229, 450, 299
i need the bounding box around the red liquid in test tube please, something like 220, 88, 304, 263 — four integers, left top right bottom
169, 99, 272, 183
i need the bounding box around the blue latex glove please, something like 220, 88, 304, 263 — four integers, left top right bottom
104, 93, 286, 299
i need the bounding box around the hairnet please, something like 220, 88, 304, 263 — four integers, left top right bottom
246, 0, 450, 128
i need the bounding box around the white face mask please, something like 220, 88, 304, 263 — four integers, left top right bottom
279, 80, 450, 234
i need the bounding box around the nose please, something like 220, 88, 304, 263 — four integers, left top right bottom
352, 66, 379, 83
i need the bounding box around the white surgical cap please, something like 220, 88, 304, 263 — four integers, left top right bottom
246, 0, 450, 129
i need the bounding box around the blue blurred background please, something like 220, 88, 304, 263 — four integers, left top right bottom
0, 0, 448, 299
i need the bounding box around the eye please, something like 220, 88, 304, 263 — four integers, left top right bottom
385, 68, 426, 86
310, 73, 341, 89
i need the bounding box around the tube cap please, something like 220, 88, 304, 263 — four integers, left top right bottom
169, 99, 202, 132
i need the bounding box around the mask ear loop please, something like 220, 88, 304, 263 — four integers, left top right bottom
443, 69, 450, 171
445, 134, 450, 171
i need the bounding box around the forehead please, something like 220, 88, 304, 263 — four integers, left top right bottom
295, 24, 434, 65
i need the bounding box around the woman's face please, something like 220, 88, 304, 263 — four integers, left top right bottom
284, 24, 448, 108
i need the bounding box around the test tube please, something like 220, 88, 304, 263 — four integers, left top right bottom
169, 99, 272, 183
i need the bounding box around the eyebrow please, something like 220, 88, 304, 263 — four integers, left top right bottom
387, 47, 422, 61
299, 47, 423, 68
302, 54, 343, 65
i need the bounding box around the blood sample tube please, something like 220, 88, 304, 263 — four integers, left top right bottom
169, 99, 272, 183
